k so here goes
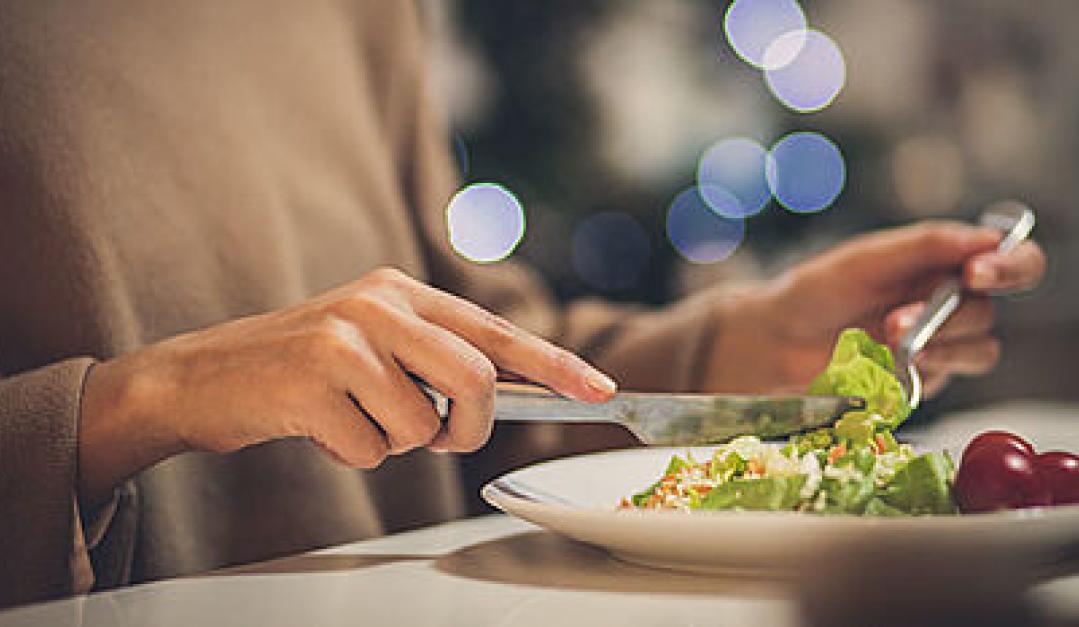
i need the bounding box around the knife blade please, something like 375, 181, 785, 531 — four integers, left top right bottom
420, 382, 864, 446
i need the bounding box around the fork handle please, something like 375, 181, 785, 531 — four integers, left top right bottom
898, 201, 1035, 362
899, 278, 963, 360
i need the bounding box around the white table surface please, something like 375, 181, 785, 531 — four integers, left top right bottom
3, 401, 1079, 627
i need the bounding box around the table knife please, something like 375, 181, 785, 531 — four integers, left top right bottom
421, 382, 863, 446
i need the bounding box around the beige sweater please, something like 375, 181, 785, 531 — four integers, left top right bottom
0, 0, 720, 608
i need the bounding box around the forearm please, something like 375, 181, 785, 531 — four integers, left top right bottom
78, 356, 184, 506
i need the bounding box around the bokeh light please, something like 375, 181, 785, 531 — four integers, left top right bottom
764, 30, 846, 113
572, 212, 651, 291
723, 0, 807, 70
666, 187, 745, 264
446, 183, 525, 263
696, 137, 771, 218
766, 132, 846, 214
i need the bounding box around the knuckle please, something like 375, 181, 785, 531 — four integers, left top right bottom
314, 432, 387, 469
914, 220, 968, 258
304, 318, 364, 363
351, 446, 388, 469
344, 428, 389, 468
457, 423, 494, 453
911, 220, 942, 240
345, 292, 389, 317
302, 321, 348, 360
482, 311, 520, 349
391, 414, 441, 451
459, 356, 497, 395
922, 223, 956, 254
337, 293, 408, 330
452, 437, 484, 455
363, 266, 414, 291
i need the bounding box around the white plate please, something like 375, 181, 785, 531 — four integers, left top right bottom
482, 447, 1079, 577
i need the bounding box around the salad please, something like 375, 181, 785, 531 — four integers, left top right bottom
622, 328, 957, 516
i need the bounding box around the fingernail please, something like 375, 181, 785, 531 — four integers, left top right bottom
428, 446, 449, 454
586, 371, 618, 396
970, 260, 997, 288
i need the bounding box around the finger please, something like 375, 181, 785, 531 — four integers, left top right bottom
885, 296, 994, 346
309, 391, 391, 469
964, 240, 1047, 292
357, 361, 445, 455
406, 284, 617, 403
387, 316, 497, 453
316, 315, 442, 455
914, 338, 1001, 376
812, 222, 1000, 289
919, 371, 951, 399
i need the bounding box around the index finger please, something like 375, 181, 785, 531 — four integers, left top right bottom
846, 223, 1000, 283
791, 222, 1002, 306
408, 284, 617, 403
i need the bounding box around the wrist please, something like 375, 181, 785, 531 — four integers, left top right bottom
78, 353, 185, 504
701, 278, 808, 393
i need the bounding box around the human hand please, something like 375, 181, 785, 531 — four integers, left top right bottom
705, 222, 1046, 395
78, 268, 616, 503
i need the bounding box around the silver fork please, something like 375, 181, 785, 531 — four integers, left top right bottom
895, 201, 1036, 410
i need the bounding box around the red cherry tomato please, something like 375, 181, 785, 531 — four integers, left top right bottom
962, 430, 1035, 464
1035, 452, 1079, 506
955, 446, 1052, 513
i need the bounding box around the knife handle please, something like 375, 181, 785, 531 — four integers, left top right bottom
416, 380, 620, 423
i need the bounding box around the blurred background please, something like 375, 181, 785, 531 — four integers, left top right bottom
422, 0, 1079, 424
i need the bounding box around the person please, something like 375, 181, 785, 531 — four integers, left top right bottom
0, 0, 1045, 609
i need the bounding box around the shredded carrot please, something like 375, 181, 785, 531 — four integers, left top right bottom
827, 443, 847, 465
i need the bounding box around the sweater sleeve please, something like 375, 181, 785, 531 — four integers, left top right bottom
0, 358, 105, 607
395, 4, 721, 393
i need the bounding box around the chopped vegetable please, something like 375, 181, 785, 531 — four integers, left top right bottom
621, 327, 962, 517
878, 452, 959, 515
700, 475, 807, 511
808, 328, 911, 433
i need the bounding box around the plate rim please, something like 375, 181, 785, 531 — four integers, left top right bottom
482, 445, 1079, 527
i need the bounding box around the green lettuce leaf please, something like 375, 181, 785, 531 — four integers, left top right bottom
790, 428, 835, 456
630, 454, 691, 506
876, 452, 958, 515
864, 497, 908, 517
808, 328, 911, 433
833, 411, 875, 444
699, 475, 807, 511
819, 474, 876, 514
